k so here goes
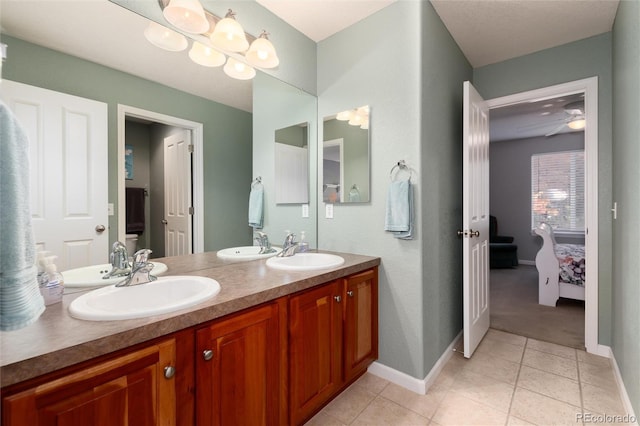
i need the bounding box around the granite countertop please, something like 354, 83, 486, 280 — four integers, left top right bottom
0, 250, 380, 388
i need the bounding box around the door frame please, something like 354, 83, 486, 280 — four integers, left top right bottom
117, 105, 204, 254
485, 76, 599, 354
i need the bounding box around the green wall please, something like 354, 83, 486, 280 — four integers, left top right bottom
317, 1, 472, 379
2, 35, 253, 253
473, 33, 614, 346
612, 0, 640, 414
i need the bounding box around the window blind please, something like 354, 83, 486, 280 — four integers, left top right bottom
531, 150, 585, 232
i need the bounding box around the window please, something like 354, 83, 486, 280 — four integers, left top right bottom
531, 150, 585, 232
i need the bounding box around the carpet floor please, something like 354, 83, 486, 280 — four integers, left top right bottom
490, 265, 585, 350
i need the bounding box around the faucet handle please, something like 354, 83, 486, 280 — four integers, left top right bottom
133, 248, 152, 265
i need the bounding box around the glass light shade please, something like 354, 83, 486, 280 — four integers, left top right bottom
144, 22, 188, 51
188, 42, 226, 67
210, 15, 249, 52
348, 113, 365, 126
223, 57, 256, 80
245, 34, 279, 68
336, 110, 354, 121
360, 118, 369, 130
567, 118, 586, 130
163, 0, 209, 34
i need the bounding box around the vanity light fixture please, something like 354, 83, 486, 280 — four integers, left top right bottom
337, 106, 370, 129
188, 41, 226, 67
210, 9, 249, 53
245, 31, 280, 69
223, 57, 256, 80
144, 22, 188, 52
162, 0, 209, 34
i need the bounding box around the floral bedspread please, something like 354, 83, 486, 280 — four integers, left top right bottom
554, 244, 585, 286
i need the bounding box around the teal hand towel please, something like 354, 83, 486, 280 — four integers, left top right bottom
384, 179, 414, 240
248, 186, 264, 229
0, 101, 45, 331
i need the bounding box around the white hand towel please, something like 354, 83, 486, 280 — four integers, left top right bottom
0, 101, 45, 330
384, 179, 414, 240
248, 186, 264, 229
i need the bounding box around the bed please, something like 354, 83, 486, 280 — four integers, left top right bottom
534, 223, 585, 306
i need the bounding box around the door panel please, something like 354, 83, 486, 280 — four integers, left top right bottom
163, 130, 192, 257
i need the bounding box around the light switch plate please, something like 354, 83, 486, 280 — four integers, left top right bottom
325, 204, 334, 219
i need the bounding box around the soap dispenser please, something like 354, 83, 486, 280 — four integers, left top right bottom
39, 256, 64, 306
299, 231, 309, 252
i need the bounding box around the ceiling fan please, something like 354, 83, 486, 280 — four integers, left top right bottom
518, 100, 586, 137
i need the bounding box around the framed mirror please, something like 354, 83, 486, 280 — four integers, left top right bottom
274, 122, 309, 204
323, 106, 370, 203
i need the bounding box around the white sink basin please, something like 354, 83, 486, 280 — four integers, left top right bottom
265, 253, 345, 271
217, 246, 282, 261
69, 275, 220, 321
62, 262, 168, 288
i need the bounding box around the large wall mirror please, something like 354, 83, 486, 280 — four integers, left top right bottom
323, 106, 370, 203
275, 122, 309, 204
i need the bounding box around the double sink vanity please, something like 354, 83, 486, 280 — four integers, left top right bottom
1, 248, 379, 425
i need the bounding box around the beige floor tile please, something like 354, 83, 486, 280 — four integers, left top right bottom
305, 410, 347, 426
578, 361, 618, 391
486, 329, 527, 347
507, 416, 536, 425
510, 387, 582, 426
576, 350, 611, 368
449, 369, 515, 413
430, 353, 467, 390
322, 382, 378, 425
431, 392, 508, 426
351, 395, 429, 425
476, 337, 525, 364
526, 338, 577, 360
354, 372, 390, 395
522, 348, 578, 380
517, 365, 581, 407
581, 382, 627, 416
380, 382, 444, 419
463, 351, 521, 385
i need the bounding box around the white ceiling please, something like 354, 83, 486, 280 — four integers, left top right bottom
0, 0, 619, 138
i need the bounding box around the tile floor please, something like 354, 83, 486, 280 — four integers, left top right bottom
306, 329, 634, 425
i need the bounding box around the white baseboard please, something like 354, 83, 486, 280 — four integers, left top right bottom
368, 331, 463, 395
603, 345, 639, 425
519, 260, 535, 266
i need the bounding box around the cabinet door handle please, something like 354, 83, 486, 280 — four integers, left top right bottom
334, 295, 341, 303
164, 365, 176, 379
347, 290, 354, 297
202, 349, 214, 361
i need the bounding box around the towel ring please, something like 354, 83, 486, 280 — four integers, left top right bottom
251, 176, 263, 188
390, 161, 415, 182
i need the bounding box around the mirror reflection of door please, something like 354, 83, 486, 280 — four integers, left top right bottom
323, 139, 344, 203
274, 122, 309, 204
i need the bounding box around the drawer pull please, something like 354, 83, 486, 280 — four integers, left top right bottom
202, 349, 214, 361
164, 366, 176, 379
334, 295, 342, 303
347, 290, 354, 297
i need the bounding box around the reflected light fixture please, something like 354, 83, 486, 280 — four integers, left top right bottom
246, 31, 279, 68
144, 22, 188, 51
188, 41, 226, 67
567, 118, 586, 130
163, 0, 209, 34
210, 9, 249, 52
337, 106, 370, 129
223, 57, 256, 80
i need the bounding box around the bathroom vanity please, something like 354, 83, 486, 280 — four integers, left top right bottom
0, 250, 379, 426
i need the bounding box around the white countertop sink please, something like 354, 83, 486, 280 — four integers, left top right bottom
62, 262, 168, 288
217, 246, 282, 261
265, 253, 345, 271
68, 275, 220, 321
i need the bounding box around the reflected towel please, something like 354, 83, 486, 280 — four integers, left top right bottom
0, 101, 46, 331
126, 187, 146, 235
248, 186, 264, 229
384, 179, 414, 240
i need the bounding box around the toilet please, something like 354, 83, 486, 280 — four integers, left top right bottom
125, 234, 138, 255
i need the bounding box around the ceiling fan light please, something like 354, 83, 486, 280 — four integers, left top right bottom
163, 0, 210, 34
245, 31, 279, 68
188, 41, 226, 67
223, 57, 256, 80
144, 21, 188, 51
567, 118, 586, 130
210, 10, 249, 52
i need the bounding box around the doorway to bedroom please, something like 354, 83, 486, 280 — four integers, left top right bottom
485, 78, 599, 352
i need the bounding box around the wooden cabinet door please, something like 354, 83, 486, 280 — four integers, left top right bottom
289, 281, 343, 425
2, 339, 176, 426
344, 269, 379, 383
196, 303, 281, 426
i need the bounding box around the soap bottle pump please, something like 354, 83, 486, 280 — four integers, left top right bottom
39, 256, 64, 306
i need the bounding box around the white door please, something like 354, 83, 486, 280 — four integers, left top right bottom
274, 142, 309, 204
462, 81, 491, 358
163, 130, 192, 256
1, 80, 108, 271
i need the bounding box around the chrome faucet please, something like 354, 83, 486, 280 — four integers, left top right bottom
103, 241, 131, 279
254, 232, 276, 254
116, 249, 157, 287
277, 233, 298, 257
